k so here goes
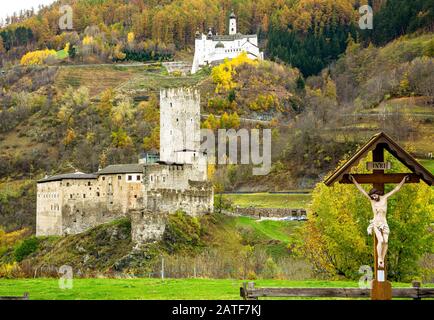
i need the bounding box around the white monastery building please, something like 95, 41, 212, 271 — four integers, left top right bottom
191, 11, 263, 74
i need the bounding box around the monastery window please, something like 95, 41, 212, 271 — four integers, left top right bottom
150, 175, 153, 182
137, 175, 141, 181
163, 176, 166, 183
170, 102, 173, 108
118, 175, 122, 180
128, 175, 133, 181
134, 195, 137, 199
176, 118, 179, 122
66, 182, 70, 187
83, 194, 86, 198
97, 192, 100, 197
70, 194, 73, 199
87, 182, 91, 186
102, 177, 105, 181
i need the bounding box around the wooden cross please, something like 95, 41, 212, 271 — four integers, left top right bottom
348, 145, 417, 299
324, 132, 434, 300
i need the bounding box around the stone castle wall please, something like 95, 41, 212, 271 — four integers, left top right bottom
159, 87, 201, 165
130, 210, 167, 244
37, 173, 144, 236
36, 87, 214, 243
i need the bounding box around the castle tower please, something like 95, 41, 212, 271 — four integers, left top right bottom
229, 10, 237, 35
159, 87, 201, 165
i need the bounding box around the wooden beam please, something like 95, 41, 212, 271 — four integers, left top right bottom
247, 287, 370, 298
241, 286, 434, 299
339, 173, 420, 184
372, 144, 385, 194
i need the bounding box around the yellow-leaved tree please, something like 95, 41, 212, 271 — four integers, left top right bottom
143, 126, 160, 151
127, 32, 135, 44
20, 49, 57, 65
211, 52, 258, 93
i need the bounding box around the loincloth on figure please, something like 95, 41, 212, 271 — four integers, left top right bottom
367, 220, 390, 235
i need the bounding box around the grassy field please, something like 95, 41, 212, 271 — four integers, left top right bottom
117, 69, 208, 92
223, 193, 312, 209
419, 159, 434, 174
55, 64, 157, 97
234, 216, 299, 243
0, 278, 425, 300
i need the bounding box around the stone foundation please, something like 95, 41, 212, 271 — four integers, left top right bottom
130, 210, 167, 244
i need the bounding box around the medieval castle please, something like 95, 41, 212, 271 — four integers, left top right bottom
36, 88, 214, 244
191, 11, 263, 74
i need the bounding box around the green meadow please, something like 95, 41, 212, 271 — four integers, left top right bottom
222, 193, 312, 209
0, 278, 424, 300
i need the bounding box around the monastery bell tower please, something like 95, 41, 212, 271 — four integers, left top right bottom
229, 10, 237, 35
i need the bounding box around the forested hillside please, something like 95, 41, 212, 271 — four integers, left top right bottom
1, 0, 433, 73
0, 0, 433, 232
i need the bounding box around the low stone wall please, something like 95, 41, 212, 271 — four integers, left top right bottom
234, 207, 307, 218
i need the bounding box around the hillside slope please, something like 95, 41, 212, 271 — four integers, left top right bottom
1, 213, 309, 279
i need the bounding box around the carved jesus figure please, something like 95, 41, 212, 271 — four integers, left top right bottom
349, 174, 409, 268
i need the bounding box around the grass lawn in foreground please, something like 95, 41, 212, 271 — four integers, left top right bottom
222, 193, 312, 209
0, 278, 425, 300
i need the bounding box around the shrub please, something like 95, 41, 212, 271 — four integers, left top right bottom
0, 262, 23, 278
163, 211, 204, 253
14, 237, 40, 262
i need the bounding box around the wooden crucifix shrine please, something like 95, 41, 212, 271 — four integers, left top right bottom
324, 132, 434, 300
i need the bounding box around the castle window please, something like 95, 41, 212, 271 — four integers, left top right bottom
102, 177, 105, 181
118, 175, 122, 180
83, 194, 86, 198
163, 177, 166, 183
70, 194, 73, 199
176, 118, 179, 122
137, 175, 141, 181
87, 182, 91, 186
150, 175, 153, 182
97, 192, 100, 197
134, 195, 137, 199
128, 175, 132, 181
66, 182, 70, 187
170, 102, 173, 108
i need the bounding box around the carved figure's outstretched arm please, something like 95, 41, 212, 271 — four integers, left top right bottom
384, 175, 409, 199
349, 174, 370, 200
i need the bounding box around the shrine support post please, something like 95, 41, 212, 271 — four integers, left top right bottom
371, 144, 392, 300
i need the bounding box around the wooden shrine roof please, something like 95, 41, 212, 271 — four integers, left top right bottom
324, 132, 434, 186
